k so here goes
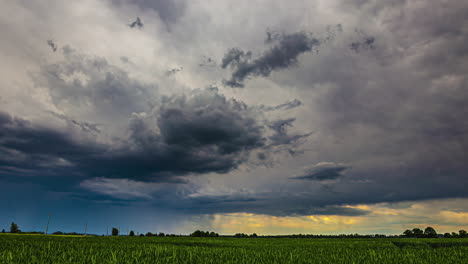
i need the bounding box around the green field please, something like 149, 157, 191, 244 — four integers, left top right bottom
1, 234, 468, 263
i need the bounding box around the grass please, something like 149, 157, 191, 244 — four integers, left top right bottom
1, 234, 468, 263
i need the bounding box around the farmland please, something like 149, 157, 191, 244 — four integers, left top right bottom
1, 234, 468, 263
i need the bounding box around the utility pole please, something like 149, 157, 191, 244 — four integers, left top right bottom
45, 213, 51, 235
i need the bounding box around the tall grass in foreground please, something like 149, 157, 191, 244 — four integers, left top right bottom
1, 234, 467, 263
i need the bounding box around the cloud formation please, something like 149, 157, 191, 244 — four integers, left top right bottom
2, 0, 468, 232
128, 16, 143, 29
221, 32, 322, 87
291, 162, 349, 181
260, 99, 302, 111
47, 39, 57, 52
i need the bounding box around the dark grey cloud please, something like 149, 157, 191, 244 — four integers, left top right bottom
0, 111, 103, 179
128, 16, 143, 29
265, 29, 281, 44
5, 0, 468, 223
49, 111, 101, 134
222, 32, 321, 87
46, 39, 57, 52
260, 99, 302, 111
166, 67, 182, 76
221, 25, 343, 87
0, 84, 308, 184
291, 163, 349, 181
268, 118, 311, 147
177, 194, 370, 217
199, 56, 216, 67
349, 32, 375, 53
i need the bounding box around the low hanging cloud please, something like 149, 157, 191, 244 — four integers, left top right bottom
291, 162, 350, 181
0, 83, 307, 183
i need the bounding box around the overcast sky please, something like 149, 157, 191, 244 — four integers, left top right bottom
1, 0, 468, 235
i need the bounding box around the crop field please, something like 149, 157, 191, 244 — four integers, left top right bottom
1, 234, 468, 264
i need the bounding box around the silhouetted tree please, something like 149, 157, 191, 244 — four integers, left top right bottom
424, 227, 437, 238
1, 229, 5, 233
459, 230, 467, 238
111, 227, 119, 236
129, 230, 135, 236
452, 232, 459, 238
158, 232, 165, 237
190, 230, 219, 237
412, 228, 424, 238
250, 233, 258, 238
234, 233, 249, 238
443, 233, 452, 238
403, 229, 414, 238
146, 232, 153, 237
139, 234, 144, 237
10, 222, 20, 233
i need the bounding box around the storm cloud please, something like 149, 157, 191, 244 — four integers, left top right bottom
2, 0, 468, 233
0, 84, 308, 183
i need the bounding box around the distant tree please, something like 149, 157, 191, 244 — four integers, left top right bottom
158, 232, 165, 237
451, 232, 459, 238
146, 232, 153, 237
443, 233, 452, 238
250, 233, 258, 238
459, 230, 467, 238
403, 229, 414, 238
129, 230, 135, 236
190, 230, 202, 237
424, 227, 437, 238
53, 231, 64, 235
412, 228, 424, 238
139, 234, 144, 237
111, 228, 119, 236
234, 233, 248, 238
190, 230, 218, 237
1, 229, 5, 233
10, 222, 20, 233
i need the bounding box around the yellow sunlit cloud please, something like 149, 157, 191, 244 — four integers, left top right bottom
200, 199, 468, 235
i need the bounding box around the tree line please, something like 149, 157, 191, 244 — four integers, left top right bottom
2, 222, 467, 238
403, 227, 467, 238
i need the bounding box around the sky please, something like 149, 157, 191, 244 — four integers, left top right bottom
1, 0, 468, 235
